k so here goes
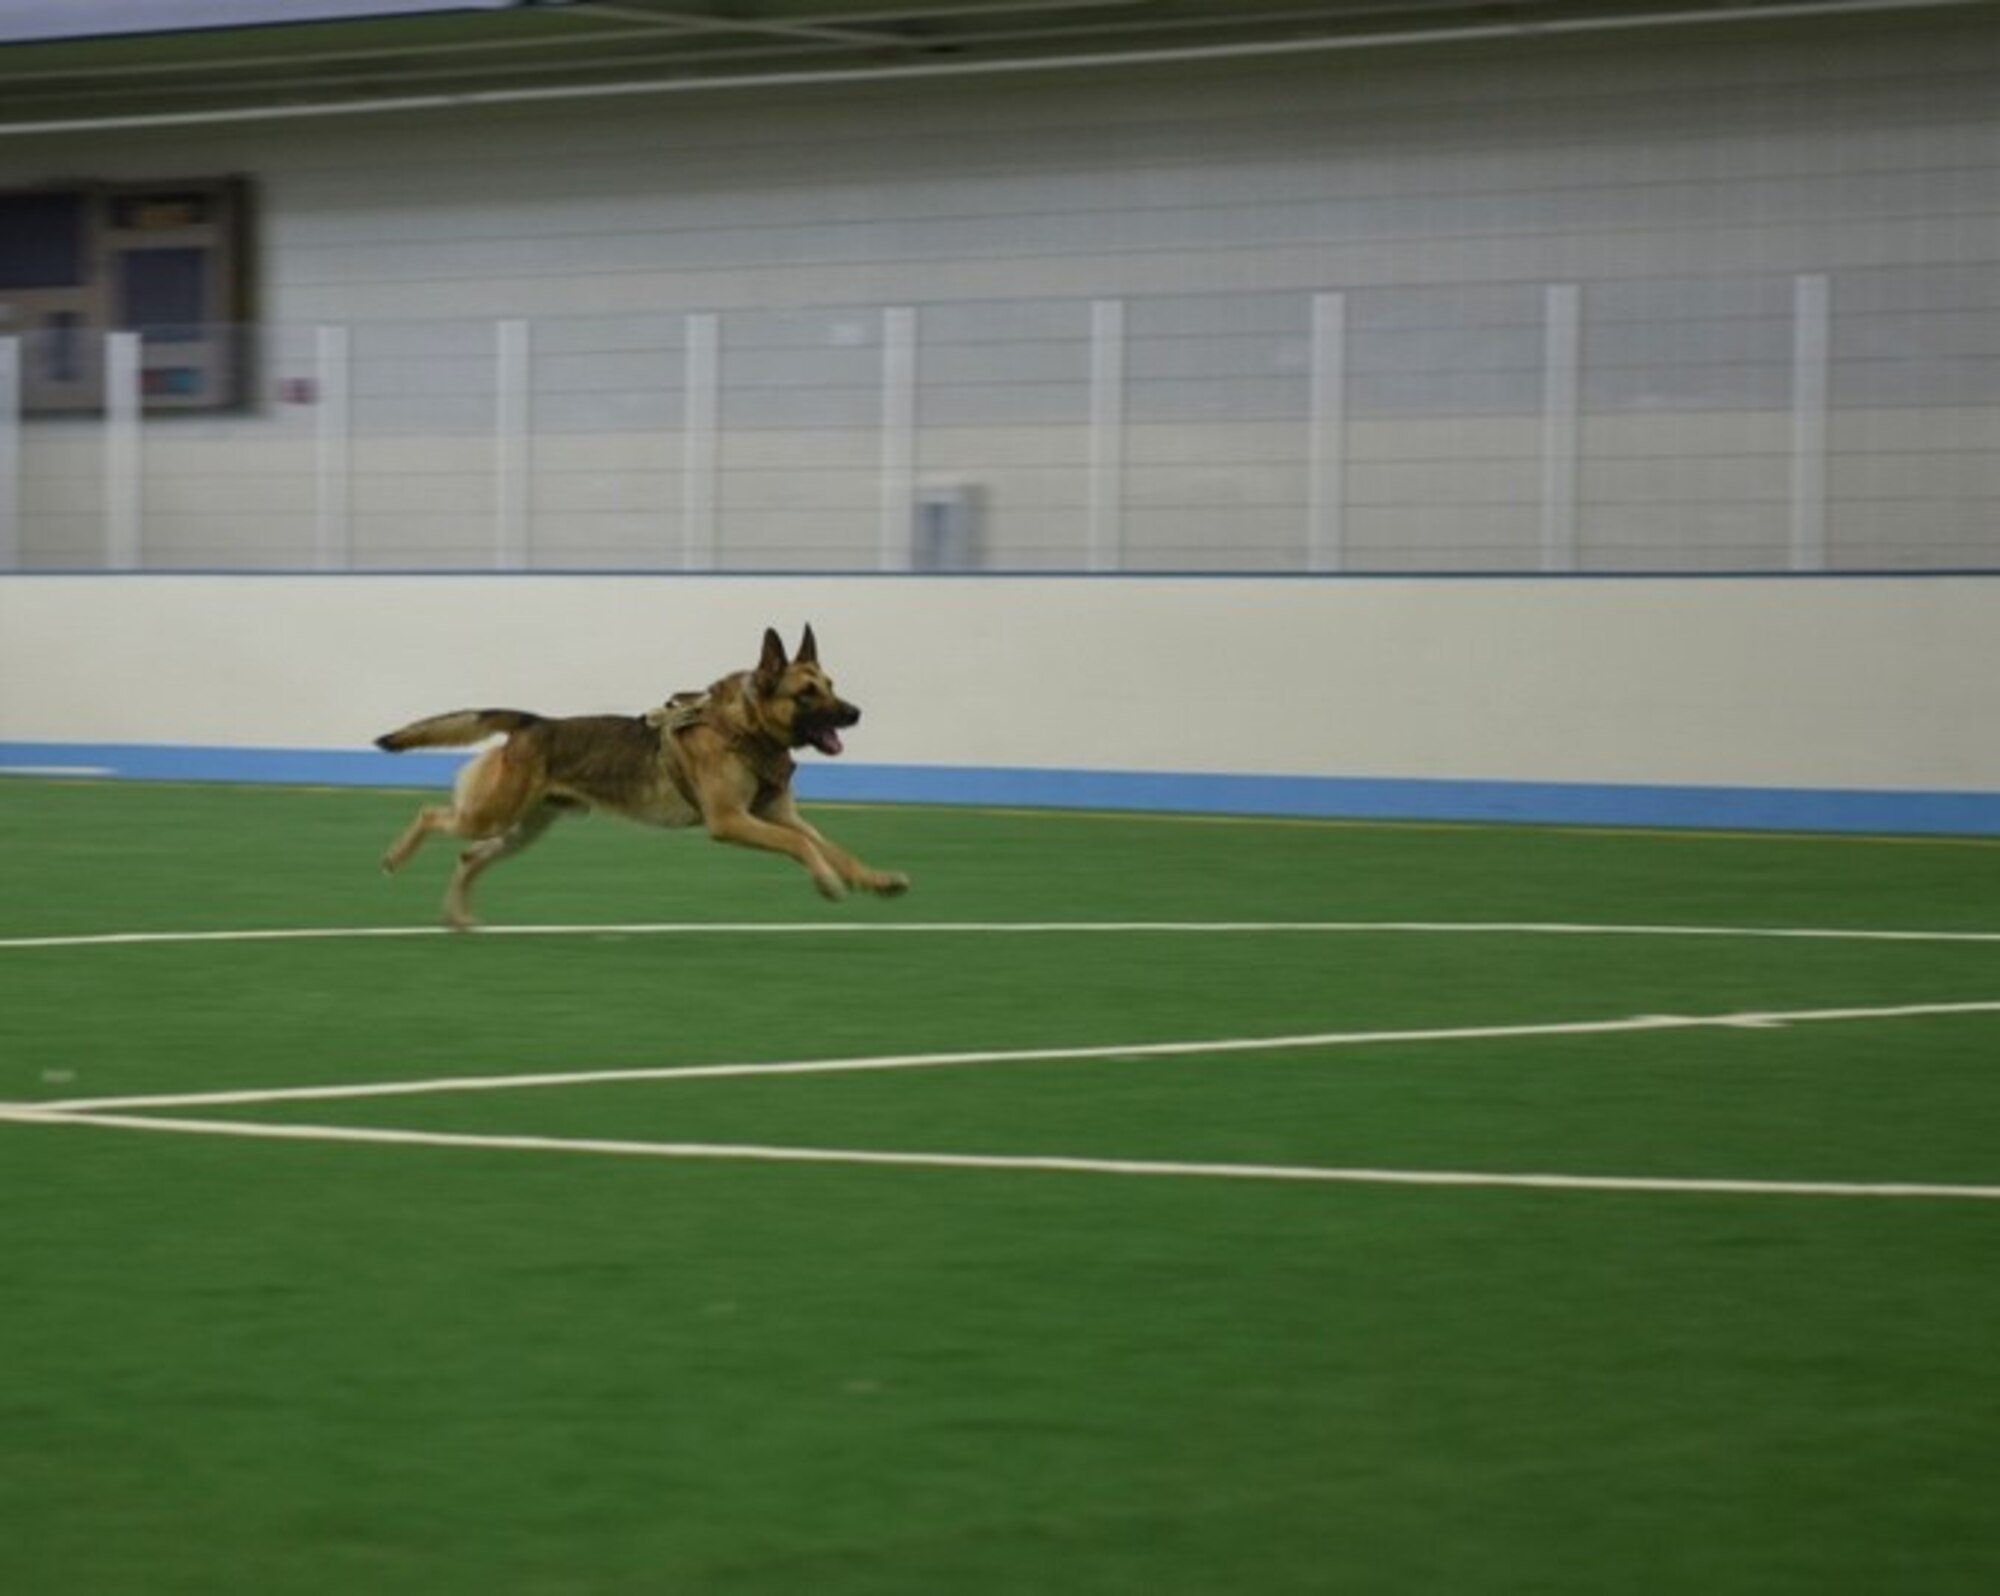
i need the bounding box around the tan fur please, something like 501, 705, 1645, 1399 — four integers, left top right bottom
376, 625, 909, 929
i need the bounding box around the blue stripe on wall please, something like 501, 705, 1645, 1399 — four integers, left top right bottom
4, 740, 1998, 837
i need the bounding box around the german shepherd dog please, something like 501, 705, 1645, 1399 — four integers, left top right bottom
376, 625, 909, 928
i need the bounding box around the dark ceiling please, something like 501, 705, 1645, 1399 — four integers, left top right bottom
1, 0, 1991, 135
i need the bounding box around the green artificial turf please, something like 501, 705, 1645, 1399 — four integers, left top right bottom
4, 778, 1999, 1594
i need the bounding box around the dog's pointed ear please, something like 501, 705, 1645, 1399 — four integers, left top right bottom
757, 627, 788, 684
797, 623, 819, 665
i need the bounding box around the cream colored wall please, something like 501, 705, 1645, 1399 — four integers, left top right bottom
4, 575, 1997, 796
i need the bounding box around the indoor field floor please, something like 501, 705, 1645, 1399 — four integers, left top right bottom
4, 778, 1999, 1594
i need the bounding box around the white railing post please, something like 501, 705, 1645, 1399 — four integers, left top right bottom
495, 318, 531, 570
1541, 283, 1582, 572
1307, 291, 1346, 572
105, 331, 142, 569
314, 324, 351, 570
1790, 272, 1831, 572
1087, 297, 1124, 572
681, 312, 719, 570
0, 337, 18, 569
879, 306, 916, 571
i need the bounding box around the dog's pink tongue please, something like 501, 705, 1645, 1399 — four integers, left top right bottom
817, 728, 845, 756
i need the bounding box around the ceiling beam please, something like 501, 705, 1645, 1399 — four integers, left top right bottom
565, 3, 904, 49
1, 0, 1991, 136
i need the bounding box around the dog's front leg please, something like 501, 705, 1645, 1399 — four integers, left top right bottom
761, 792, 910, 897
701, 792, 847, 899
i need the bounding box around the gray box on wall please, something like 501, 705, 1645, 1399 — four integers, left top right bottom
913, 480, 985, 571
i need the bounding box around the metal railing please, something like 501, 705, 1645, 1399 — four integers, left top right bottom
3, 265, 1996, 573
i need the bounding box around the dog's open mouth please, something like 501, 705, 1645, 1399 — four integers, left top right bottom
797, 701, 859, 757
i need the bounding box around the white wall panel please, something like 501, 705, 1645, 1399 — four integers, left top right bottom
3, 575, 1999, 799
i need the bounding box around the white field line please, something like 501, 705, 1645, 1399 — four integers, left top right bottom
8, 919, 2000, 953
22, 996, 2000, 1117
2, 1105, 1997, 1202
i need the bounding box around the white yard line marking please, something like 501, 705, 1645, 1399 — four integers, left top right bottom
26, 1013, 1698, 1112
24, 996, 2000, 1116
7, 919, 2000, 953
2, 1105, 1996, 1202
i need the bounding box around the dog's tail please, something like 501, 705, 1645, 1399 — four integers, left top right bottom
374, 708, 541, 753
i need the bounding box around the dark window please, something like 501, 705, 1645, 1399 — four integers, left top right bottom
118, 247, 208, 343
0, 191, 87, 289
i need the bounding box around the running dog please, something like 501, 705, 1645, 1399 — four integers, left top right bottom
375, 625, 909, 928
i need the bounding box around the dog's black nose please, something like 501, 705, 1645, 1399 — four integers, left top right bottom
838, 704, 862, 727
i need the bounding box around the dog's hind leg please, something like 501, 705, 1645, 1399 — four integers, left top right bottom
381, 804, 459, 875
442, 801, 565, 930
381, 745, 517, 875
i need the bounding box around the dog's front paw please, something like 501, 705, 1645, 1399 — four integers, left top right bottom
869, 871, 911, 897
812, 871, 848, 902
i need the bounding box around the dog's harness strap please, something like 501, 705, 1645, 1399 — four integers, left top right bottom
644, 691, 710, 812
643, 675, 792, 809
643, 690, 708, 734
